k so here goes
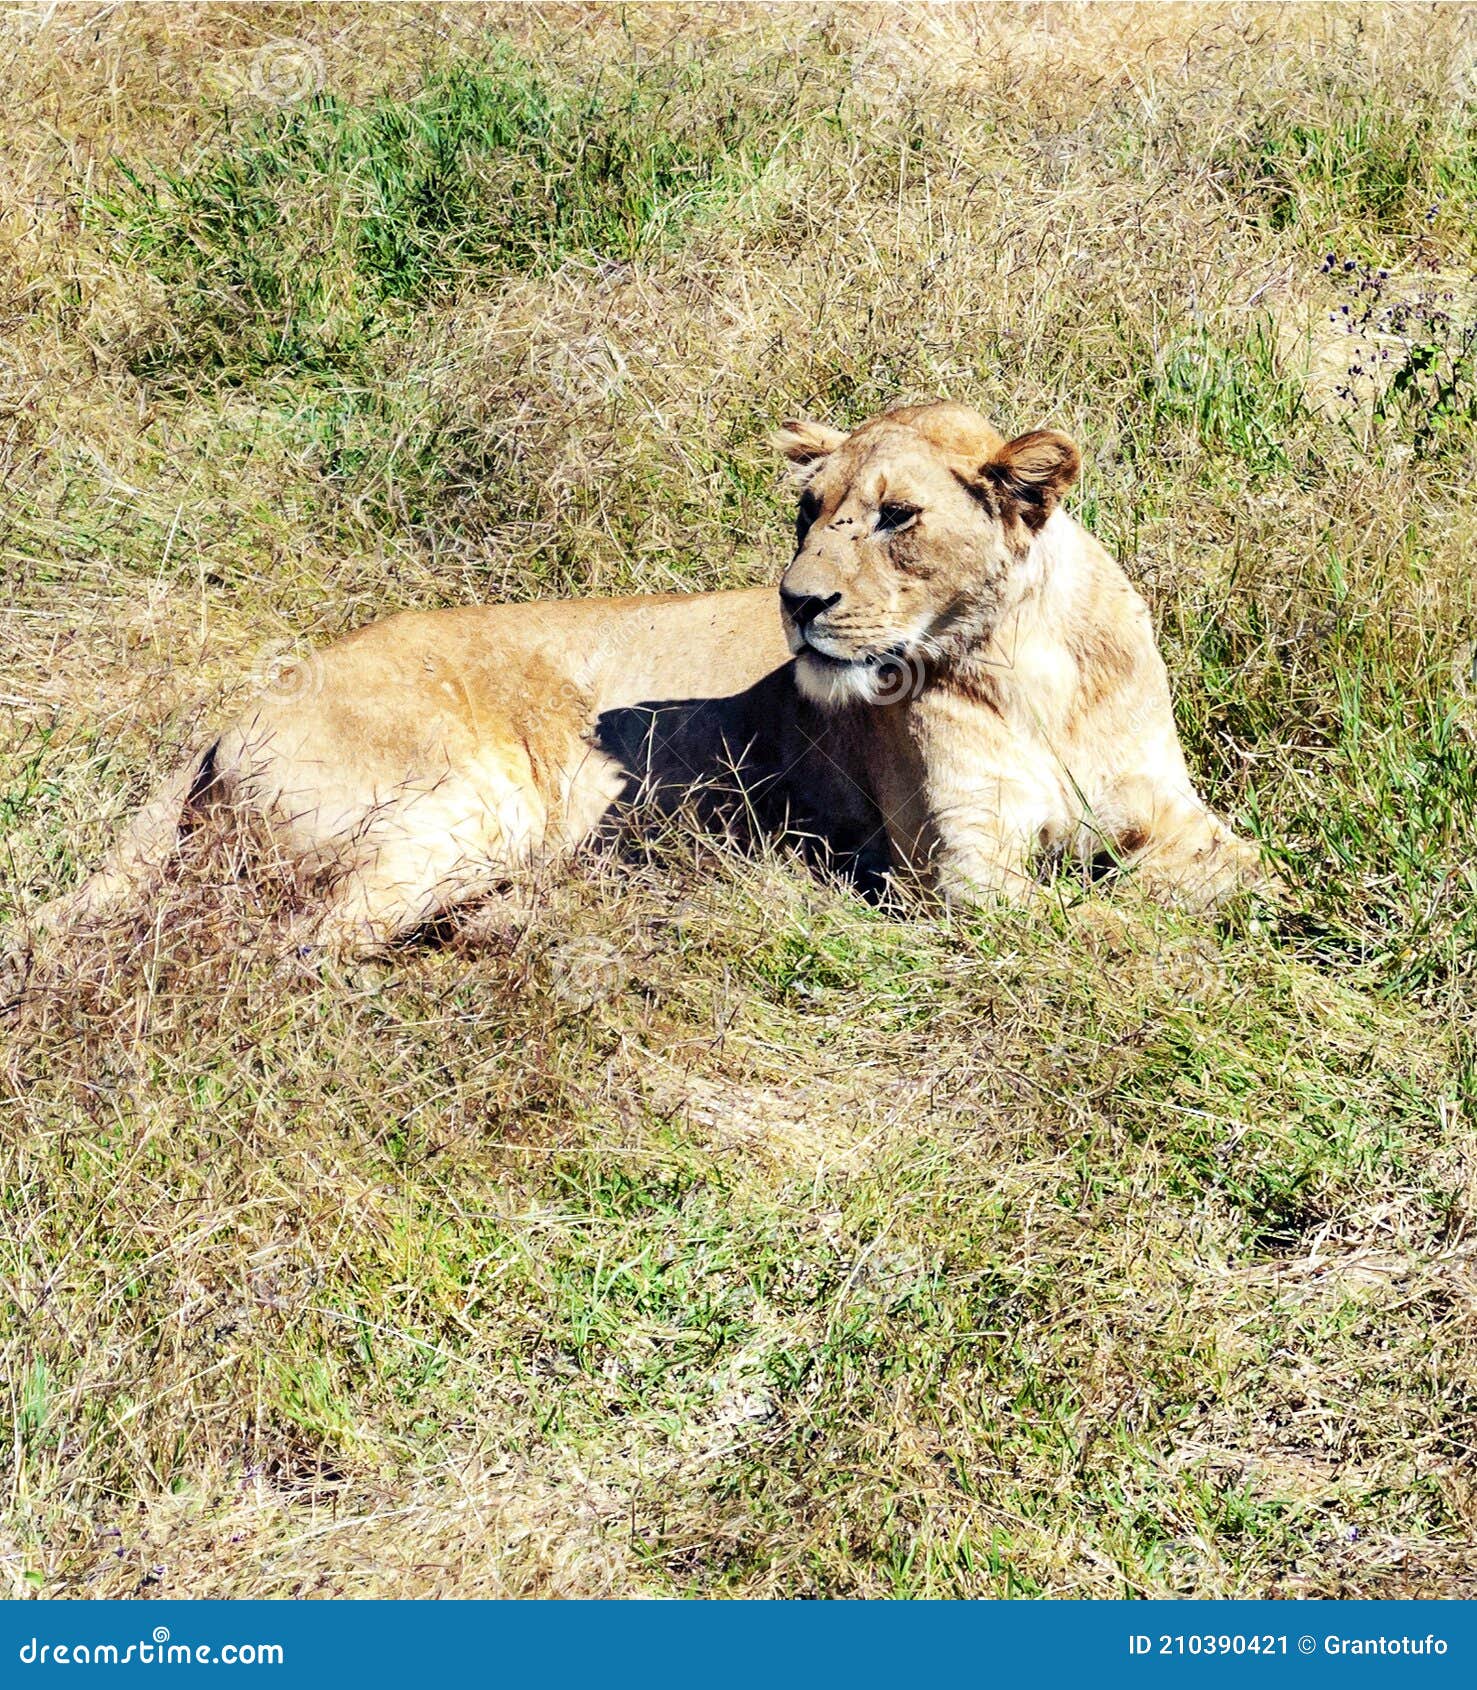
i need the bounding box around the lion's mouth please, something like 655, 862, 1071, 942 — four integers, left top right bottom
797, 638, 908, 670
791, 637, 927, 710
798, 645, 859, 669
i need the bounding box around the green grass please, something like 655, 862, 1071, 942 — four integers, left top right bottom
1132, 320, 1313, 481
2, 4, 1476, 1599
1219, 86, 1477, 258
78, 42, 805, 561
98, 52, 794, 381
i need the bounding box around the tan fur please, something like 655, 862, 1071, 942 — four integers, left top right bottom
38, 400, 1269, 954
774, 399, 1268, 908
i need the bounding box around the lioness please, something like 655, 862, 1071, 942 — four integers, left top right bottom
37, 400, 1266, 952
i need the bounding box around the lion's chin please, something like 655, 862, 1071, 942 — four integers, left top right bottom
793, 649, 917, 710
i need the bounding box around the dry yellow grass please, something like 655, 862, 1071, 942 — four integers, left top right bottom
2, 2, 1475, 1597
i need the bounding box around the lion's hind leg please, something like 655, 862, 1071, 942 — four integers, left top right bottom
298, 735, 627, 958
303, 853, 490, 957
294, 772, 537, 957
27, 748, 221, 941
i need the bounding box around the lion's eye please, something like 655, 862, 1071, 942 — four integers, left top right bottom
877, 503, 920, 533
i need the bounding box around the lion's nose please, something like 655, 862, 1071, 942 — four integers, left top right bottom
780, 588, 842, 630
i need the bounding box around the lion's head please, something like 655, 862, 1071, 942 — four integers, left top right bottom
773, 400, 1081, 708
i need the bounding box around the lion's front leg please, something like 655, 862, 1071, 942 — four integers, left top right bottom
867, 710, 1055, 910
1101, 774, 1272, 908
909, 779, 1049, 910
930, 833, 1043, 909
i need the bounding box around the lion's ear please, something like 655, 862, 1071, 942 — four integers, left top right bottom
980, 430, 1081, 530
771, 417, 848, 469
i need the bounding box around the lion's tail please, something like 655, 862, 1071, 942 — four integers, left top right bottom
30, 741, 222, 939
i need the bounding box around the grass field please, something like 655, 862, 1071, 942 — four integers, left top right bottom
2, 1, 1476, 1598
